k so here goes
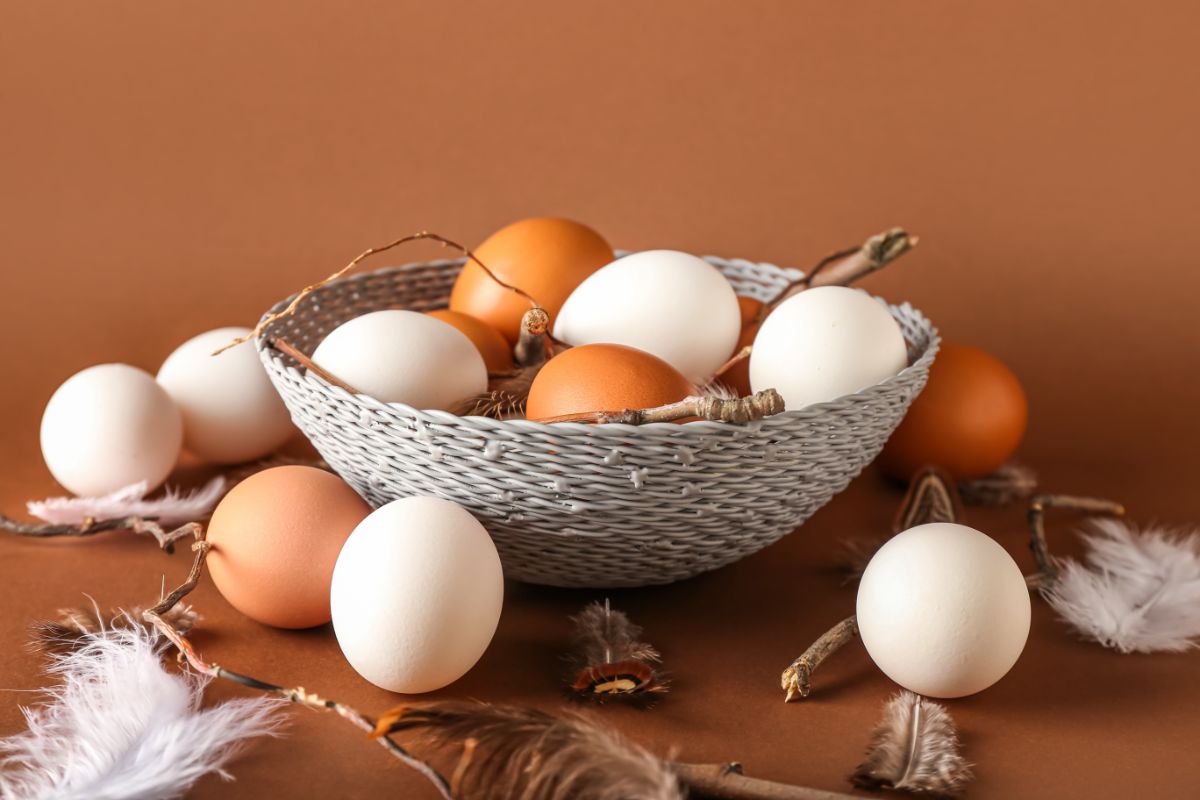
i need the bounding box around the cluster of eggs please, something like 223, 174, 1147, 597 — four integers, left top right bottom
40, 327, 295, 497
308, 217, 914, 421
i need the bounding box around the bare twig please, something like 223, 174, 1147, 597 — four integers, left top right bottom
268, 337, 361, 395
761, 228, 917, 321
674, 762, 860, 800
532, 389, 785, 425
0, 515, 200, 553
213, 231, 542, 356
139, 527, 453, 798
959, 462, 1038, 507
1026, 494, 1126, 588
513, 307, 551, 368
781, 616, 860, 703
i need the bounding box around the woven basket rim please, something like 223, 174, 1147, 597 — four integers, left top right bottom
255, 255, 939, 436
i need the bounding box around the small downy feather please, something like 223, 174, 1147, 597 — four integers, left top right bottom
1042, 517, 1200, 653
27, 477, 227, 527
568, 600, 667, 701
32, 602, 200, 653
375, 701, 682, 800
0, 618, 283, 800
851, 691, 972, 798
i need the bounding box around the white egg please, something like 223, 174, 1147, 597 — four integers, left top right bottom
749, 286, 908, 410
40, 364, 183, 497
311, 310, 487, 409
156, 327, 294, 464
330, 496, 504, 693
857, 522, 1031, 698
552, 250, 740, 382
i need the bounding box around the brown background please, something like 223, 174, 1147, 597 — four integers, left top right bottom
2, 2, 1198, 798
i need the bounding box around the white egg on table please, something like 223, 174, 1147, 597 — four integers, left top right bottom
552, 250, 741, 383
311, 310, 487, 409
749, 286, 908, 410
330, 496, 504, 694
40, 364, 183, 497
156, 326, 294, 464
856, 522, 1031, 698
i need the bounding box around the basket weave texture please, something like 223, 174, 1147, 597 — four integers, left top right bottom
258, 255, 939, 588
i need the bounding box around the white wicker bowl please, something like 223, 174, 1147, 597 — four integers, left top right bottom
258, 255, 939, 588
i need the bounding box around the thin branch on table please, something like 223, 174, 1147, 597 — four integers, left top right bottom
674, 762, 860, 800
532, 389, 785, 425
1026, 494, 1126, 589
760, 228, 918, 321
0, 515, 201, 553
780, 616, 860, 703
138, 526, 454, 799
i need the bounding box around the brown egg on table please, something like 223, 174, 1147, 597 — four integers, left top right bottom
879, 343, 1028, 481
426, 309, 514, 372
721, 295, 764, 397
449, 217, 614, 344
526, 343, 696, 421
206, 465, 371, 629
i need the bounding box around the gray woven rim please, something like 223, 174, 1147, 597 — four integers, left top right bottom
258, 255, 939, 588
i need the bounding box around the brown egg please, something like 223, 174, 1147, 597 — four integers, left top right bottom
880, 343, 1028, 481
206, 466, 371, 629
426, 309, 514, 372
526, 343, 696, 421
449, 218, 614, 344
722, 295, 764, 397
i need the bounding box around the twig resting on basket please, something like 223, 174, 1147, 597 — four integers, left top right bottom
761, 228, 918, 321
213, 231, 544, 357
532, 389, 785, 425
269, 337, 361, 395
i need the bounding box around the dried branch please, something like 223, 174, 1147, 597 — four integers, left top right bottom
269, 337, 361, 394
136, 528, 453, 798
533, 389, 784, 425
674, 763, 860, 800
0, 515, 201, 553
214, 231, 543, 356
761, 228, 918, 321
514, 307, 551, 368
1027, 494, 1126, 588
781, 616, 859, 703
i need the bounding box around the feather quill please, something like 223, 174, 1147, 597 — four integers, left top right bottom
375, 701, 682, 800
851, 691, 972, 798
1042, 517, 1200, 653
27, 477, 227, 527
0, 619, 283, 800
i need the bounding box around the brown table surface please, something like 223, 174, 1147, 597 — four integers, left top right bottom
2, 2, 1199, 798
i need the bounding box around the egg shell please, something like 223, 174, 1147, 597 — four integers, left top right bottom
721, 295, 764, 397
880, 343, 1028, 481
311, 310, 487, 409
330, 496, 504, 694
40, 364, 183, 497
206, 466, 371, 629
525, 343, 696, 421
856, 522, 1031, 698
553, 250, 741, 382
156, 327, 295, 464
449, 217, 614, 344
426, 309, 515, 373
750, 286, 908, 410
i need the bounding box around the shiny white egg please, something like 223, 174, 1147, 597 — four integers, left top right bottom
857, 522, 1031, 698
40, 364, 183, 497
311, 310, 487, 409
157, 327, 294, 464
750, 286, 908, 410
553, 250, 741, 382
330, 496, 504, 693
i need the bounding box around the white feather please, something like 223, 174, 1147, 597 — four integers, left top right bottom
1043, 518, 1200, 653
26, 477, 227, 527
0, 619, 284, 800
